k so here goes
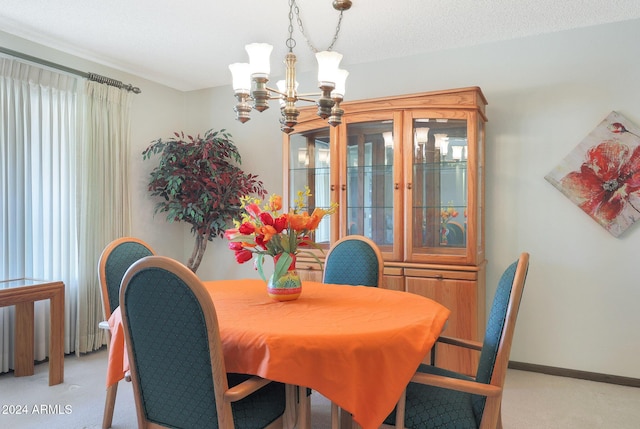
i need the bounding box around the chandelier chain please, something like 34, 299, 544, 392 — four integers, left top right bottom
290, 0, 344, 54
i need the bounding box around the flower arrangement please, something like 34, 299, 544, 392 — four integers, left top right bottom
440, 202, 459, 245
440, 202, 459, 225
225, 187, 338, 282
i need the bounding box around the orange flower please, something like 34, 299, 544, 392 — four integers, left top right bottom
288, 211, 311, 231
269, 194, 283, 211
257, 224, 277, 243
307, 208, 327, 230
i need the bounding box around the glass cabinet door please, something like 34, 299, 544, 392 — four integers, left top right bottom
287, 126, 333, 249
406, 114, 471, 263
341, 112, 402, 260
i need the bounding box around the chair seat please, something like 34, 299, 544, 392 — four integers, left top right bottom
384, 365, 480, 429
227, 373, 286, 428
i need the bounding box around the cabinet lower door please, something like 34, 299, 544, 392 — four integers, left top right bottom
296, 259, 324, 283
406, 275, 481, 375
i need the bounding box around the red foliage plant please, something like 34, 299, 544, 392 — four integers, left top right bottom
142, 129, 267, 272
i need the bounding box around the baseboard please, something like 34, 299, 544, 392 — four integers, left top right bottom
508, 361, 640, 388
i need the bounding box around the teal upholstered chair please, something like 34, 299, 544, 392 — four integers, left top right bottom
120, 255, 286, 429
98, 237, 155, 429
385, 252, 530, 429
445, 221, 465, 247
322, 235, 383, 287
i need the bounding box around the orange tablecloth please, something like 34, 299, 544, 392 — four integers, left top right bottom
107, 279, 450, 429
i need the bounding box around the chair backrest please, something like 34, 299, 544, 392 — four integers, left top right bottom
98, 237, 155, 320
120, 256, 235, 429
446, 221, 465, 246
322, 235, 384, 287
473, 252, 530, 425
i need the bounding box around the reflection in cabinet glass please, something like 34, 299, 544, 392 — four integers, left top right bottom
288, 127, 332, 247
345, 121, 395, 249
412, 119, 468, 254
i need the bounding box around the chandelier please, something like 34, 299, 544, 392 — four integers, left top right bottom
229, 0, 352, 133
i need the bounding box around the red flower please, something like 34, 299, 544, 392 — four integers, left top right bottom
224, 228, 239, 240
258, 211, 274, 226
255, 235, 266, 248
298, 235, 311, 247
273, 214, 288, 233
561, 140, 640, 224
228, 241, 243, 251
234, 249, 253, 264
608, 122, 640, 139
244, 203, 261, 219
238, 222, 255, 235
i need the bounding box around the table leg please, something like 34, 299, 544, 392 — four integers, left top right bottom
283, 384, 298, 429
14, 301, 34, 377
339, 409, 353, 429
331, 402, 340, 429
297, 386, 311, 429
48, 288, 65, 385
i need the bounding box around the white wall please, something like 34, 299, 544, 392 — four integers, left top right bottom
3, 18, 640, 378
188, 19, 640, 378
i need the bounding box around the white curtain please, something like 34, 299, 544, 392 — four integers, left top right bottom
76, 81, 132, 353
0, 57, 133, 370
0, 57, 80, 371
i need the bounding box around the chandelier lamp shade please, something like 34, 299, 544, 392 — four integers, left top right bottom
229, 0, 351, 134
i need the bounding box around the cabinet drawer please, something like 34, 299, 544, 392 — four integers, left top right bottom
404, 268, 477, 281
296, 260, 323, 271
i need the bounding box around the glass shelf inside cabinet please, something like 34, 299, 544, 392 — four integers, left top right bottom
289, 128, 332, 247
345, 120, 395, 248
412, 119, 468, 252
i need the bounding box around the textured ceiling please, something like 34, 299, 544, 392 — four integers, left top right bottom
1, 0, 639, 91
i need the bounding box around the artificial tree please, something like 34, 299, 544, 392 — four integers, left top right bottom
142, 129, 266, 272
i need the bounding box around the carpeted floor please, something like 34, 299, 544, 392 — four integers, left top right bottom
1, 349, 639, 428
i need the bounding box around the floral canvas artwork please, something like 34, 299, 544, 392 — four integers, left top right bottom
545, 111, 640, 237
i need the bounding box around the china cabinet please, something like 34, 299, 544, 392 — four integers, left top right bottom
283, 87, 487, 374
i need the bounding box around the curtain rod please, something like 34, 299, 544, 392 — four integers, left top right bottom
0, 46, 142, 94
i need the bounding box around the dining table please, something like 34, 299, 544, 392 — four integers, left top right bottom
106, 279, 450, 429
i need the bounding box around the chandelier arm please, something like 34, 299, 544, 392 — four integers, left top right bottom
296, 92, 322, 97
296, 96, 320, 104
265, 86, 286, 97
